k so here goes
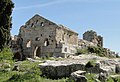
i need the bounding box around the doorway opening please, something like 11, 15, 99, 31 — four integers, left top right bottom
13, 52, 22, 61
34, 46, 41, 57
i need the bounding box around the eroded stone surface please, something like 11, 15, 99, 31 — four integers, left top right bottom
39, 55, 120, 78
39, 59, 86, 78
115, 64, 120, 74
71, 70, 87, 82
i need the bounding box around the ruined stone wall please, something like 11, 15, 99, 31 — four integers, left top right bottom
19, 15, 58, 58
83, 30, 103, 47
78, 39, 97, 49
10, 36, 23, 60
55, 25, 78, 57
98, 35, 103, 47
18, 14, 78, 58
56, 25, 78, 45
104, 48, 118, 57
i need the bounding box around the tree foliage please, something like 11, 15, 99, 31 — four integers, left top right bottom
0, 0, 14, 50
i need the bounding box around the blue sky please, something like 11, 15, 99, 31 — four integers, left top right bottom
12, 0, 120, 54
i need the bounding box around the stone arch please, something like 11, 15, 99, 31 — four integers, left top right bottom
44, 38, 49, 46
26, 40, 31, 47
13, 52, 22, 61
41, 22, 44, 26
34, 46, 41, 57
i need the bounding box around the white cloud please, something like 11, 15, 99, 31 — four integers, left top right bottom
14, 0, 117, 10
14, 0, 66, 10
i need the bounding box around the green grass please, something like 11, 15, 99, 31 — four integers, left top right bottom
76, 48, 88, 55
0, 48, 13, 61
85, 60, 96, 68
107, 76, 120, 82
0, 60, 68, 82
0, 48, 68, 82
85, 73, 97, 82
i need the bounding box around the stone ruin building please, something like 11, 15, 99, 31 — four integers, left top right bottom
11, 14, 118, 60
83, 30, 103, 47
11, 14, 79, 59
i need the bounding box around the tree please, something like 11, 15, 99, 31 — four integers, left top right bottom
0, 0, 14, 50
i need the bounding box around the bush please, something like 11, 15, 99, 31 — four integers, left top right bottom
76, 48, 88, 55
112, 77, 120, 82
107, 77, 114, 82
0, 48, 14, 72
85, 60, 96, 68
7, 73, 41, 82
87, 46, 106, 57
85, 73, 96, 82
76, 46, 106, 57
106, 77, 120, 82
0, 48, 13, 61
0, 56, 68, 82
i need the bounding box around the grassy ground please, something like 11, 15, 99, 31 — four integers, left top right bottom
0, 60, 69, 82
1, 60, 119, 82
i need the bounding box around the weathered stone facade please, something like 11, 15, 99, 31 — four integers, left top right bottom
13, 14, 78, 58
11, 35, 23, 60
78, 39, 97, 49
83, 30, 103, 47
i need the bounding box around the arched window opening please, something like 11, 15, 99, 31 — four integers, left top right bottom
26, 40, 31, 47
44, 39, 49, 46
64, 48, 67, 52
35, 37, 40, 41
31, 23, 34, 27
41, 22, 44, 27
36, 20, 38, 24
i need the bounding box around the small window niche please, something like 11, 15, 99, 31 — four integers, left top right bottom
31, 23, 34, 27
35, 37, 40, 41
41, 22, 44, 27
36, 20, 39, 24
26, 40, 31, 48
51, 40, 54, 42
41, 34, 43, 37
64, 48, 67, 52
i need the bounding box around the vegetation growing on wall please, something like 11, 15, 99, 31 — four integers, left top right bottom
76, 46, 111, 57
76, 48, 88, 55
87, 46, 106, 57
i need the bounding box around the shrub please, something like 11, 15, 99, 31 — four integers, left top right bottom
106, 77, 120, 82
0, 48, 13, 61
85, 60, 96, 68
85, 73, 96, 82
112, 77, 120, 82
87, 46, 105, 57
107, 77, 114, 82
76, 48, 88, 55
7, 73, 41, 82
